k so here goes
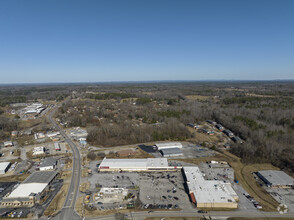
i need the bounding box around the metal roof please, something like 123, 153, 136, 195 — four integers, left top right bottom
40, 157, 57, 168
258, 170, 294, 186
160, 148, 183, 156
155, 142, 183, 150
0, 162, 10, 171
99, 158, 169, 169
23, 171, 58, 184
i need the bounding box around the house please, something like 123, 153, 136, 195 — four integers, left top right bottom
11, 131, 18, 137
4, 141, 13, 147
231, 136, 243, 144
206, 120, 217, 125
223, 129, 234, 137
215, 124, 224, 131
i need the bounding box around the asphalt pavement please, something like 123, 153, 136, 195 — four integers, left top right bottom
48, 108, 82, 220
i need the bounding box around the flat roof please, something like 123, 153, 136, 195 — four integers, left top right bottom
99, 158, 169, 169
0, 162, 10, 171
183, 166, 237, 204
40, 157, 57, 168
23, 171, 58, 184
258, 170, 294, 186
7, 183, 47, 198
160, 148, 183, 155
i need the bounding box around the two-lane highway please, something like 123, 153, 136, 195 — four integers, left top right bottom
48, 108, 82, 220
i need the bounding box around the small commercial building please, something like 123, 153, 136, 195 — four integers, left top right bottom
183, 166, 238, 209
0, 162, 11, 174
257, 170, 294, 188
33, 146, 45, 155
39, 157, 58, 171
160, 148, 183, 157
70, 127, 88, 140
47, 131, 60, 138
155, 142, 183, 150
1, 171, 58, 207
95, 187, 128, 203
98, 158, 177, 172
54, 143, 61, 151
34, 133, 46, 140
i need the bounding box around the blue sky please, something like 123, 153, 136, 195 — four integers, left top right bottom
0, 0, 293, 83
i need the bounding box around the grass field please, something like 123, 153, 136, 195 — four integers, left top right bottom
219, 151, 279, 211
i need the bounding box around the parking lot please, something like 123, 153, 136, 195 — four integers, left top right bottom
266, 188, 294, 213
139, 171, 193, 210
0, 182, 18, 199
0, 208, 30, 218
181, 144, 215, 159
89, 172, 139, 191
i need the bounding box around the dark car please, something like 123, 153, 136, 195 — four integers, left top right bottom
198, 210, 208, 213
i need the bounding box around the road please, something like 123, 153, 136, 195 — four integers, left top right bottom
45, 105, 294, 220
48, 107, 82, 220
92, 209, 294, 220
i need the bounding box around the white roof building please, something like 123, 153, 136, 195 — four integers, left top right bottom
183, 166, 238, 208
99, 158, 175, 172
0, 162, 11, 174
47, 131, 60, 138
155, 142, 183, 150
8, 183, 48, 198
33, 146, 45, 155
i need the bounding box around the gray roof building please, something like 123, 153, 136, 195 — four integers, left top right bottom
257, 170, 294, 188
23, 171, 58, 184
160, 148, 183, 157
40, 157, 58, 170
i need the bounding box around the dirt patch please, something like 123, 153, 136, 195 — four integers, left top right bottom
0, 173, 30, 182
185, 95, 210, 101
79, 182, 90, 193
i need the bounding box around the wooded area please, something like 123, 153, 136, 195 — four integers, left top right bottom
1, 82, 294, 173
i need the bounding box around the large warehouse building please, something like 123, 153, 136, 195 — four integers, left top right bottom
0, 162, 11, 174
1, 171, 59, 207
183, 166, 238, 209
155, 142, 183, 150
257, 170, 294, 188
98, 158, 177, 172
